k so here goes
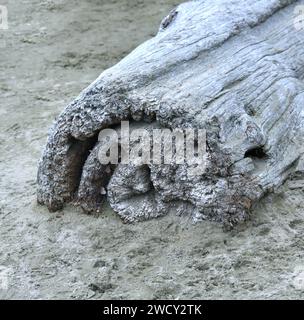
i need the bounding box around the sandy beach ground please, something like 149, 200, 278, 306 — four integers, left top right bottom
1, 0, 304, 299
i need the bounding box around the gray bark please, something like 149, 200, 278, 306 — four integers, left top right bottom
37, 0, 304, 228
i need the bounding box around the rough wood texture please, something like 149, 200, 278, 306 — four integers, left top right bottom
37, 0, 304, 228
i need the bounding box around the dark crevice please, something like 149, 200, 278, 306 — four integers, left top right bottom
66, 133, 99, 198
244, 146, 268, 159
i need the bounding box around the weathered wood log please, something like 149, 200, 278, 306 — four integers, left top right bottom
37, 0, 304, 228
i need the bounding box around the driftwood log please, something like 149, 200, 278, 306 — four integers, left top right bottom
37, 0, 304, 228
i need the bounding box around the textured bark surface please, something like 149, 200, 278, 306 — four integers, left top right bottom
37, 0, 304, 228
